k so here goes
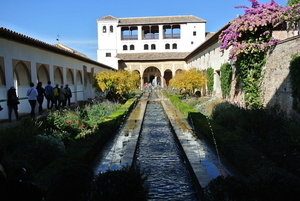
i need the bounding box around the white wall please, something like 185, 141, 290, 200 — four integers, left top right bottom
0, 38, 111, 120
186, 41, 231, 97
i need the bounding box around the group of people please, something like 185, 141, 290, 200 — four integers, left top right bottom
44, 81, 72, 111
4, 81, 72, 122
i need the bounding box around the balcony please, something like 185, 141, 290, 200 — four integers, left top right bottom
163, 33, 181, 39
121, 35, 138, 40
143, 33, 159, 40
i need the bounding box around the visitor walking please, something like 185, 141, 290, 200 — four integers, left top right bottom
27, 82, 38, 117
64, 84, 72, 107
44, 81, 54, 109
7, 86, 19, 122
59, 85, 66, 108
36, 82, 46, 114
53, 84, 60, 110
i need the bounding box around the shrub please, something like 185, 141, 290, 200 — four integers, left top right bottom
92, 166, 149, 201
46, 164, 94, 201
203, 176, 249, 201
203, 168, 300, 201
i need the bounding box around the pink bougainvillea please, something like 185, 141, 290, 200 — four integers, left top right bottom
281, 2, 300, 23
219, 0, 289, 60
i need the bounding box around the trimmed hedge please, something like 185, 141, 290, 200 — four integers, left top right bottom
160, 90, 278, 177
189, 112, 277, 177
34, 98, 138, 191
162, 90, 197, 117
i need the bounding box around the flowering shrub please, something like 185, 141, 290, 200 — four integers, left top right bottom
76, 101, 121, 128
219, 0, 286, 60
218, 0, 300, 108
281, 2, 300, 24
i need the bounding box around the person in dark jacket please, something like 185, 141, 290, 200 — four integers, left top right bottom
36, 82, 46, 114
7, 86, 19, 122
44, 81, 54, 110
64, 84, 72, 107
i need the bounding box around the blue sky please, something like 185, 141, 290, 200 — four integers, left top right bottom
1, 0, 288, 60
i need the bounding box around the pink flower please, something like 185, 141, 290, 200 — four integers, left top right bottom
67, 120, 72, 125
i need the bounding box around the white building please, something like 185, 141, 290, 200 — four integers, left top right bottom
0, 27, 114, 121
96, 15, 206, 69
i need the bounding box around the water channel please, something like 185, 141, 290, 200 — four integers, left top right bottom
92, 92, 241, 200
135, 97, 198, 200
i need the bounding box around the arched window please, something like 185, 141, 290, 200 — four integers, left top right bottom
151, 44, 156, 50
165, 43, 170, 49
130, 45, 134, 50
144, 44, 149, 50
123, 45, 128, 50
110, 25, 113, 33
103, 26, 106, 33
172, 43, 177, 49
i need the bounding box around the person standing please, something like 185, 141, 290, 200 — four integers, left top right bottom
7, 86, 19, 122
44, 81, 54, 110
64, 84, 72, 107
27, 82, 38, 117
36, 82, 46, 114
53, 84, 60, 110
59, 85, 66, 108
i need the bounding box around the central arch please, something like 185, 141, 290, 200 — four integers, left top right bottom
142, 66, 161, 87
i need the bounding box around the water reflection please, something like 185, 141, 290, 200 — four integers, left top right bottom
135, 98, 198, 200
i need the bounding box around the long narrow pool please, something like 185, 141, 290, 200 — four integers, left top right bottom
134, 98, 199, 200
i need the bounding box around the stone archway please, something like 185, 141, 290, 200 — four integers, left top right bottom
163, 69, 172, 87
142, 66, 162, 88
54, 66, 63, 85
37, 65, 49, 85
132, 70, 142, 89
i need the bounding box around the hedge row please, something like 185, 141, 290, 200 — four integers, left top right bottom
188, 112, 277, 177
161, 90, 197, 117
34, 98, 137, 190
161, 91, 277, 177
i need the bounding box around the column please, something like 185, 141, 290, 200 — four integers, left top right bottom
138, 26, 142, 40
159, 25, 163, 40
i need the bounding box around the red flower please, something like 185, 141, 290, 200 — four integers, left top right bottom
81, 125, 85, 129
67, 120, 73, 125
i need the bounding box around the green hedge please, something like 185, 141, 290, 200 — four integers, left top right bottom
34, 98, 137, 190
161, 90, 278, 177
162, 90, 197, 117
188, 112, 276, 177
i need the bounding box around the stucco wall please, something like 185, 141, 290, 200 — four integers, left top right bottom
261, 35, 300, 117
186, 42, 231, 97
0, 38, 111, 121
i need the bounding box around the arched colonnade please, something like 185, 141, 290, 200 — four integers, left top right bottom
0, 57, 94, 120
121, 61, 185, 89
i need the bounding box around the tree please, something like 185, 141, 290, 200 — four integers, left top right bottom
94, 70, 140, 102
287, 0, 300, 6
169, 68, 207, 96
220, 63, 232, 99
206, 67, 214, 95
